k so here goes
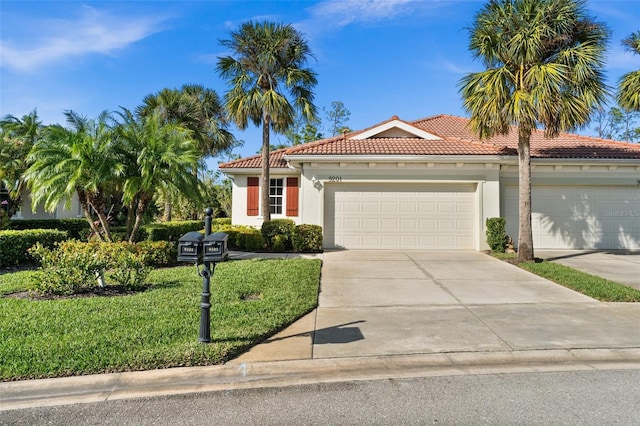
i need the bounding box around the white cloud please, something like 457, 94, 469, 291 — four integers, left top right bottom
309, 0, 415, 27
0, 6, 170, 73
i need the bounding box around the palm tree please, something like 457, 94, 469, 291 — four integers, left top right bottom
459, 0, 608, 262
115, 109, 202, 242
24, 110, 122, 241
217, 20, 318, 222
617, 31, 640, 112
0, 110, 43, 217
137, 85, 235, 220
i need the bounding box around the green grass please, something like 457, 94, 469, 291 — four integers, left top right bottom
492, 253, 640, 302
0, 258, 321, 381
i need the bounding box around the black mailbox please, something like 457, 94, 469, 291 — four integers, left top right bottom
202, 232, 228, 263
177, 231, 204, 263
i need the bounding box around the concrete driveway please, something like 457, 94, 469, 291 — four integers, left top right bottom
312, 250, 640, 359
536, 250, 640, 290
236, 249, 640, 363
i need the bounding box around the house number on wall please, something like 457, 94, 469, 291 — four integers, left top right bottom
328, 176, 343, 182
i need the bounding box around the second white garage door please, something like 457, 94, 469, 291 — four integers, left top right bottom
324, 183, 476, 249
503, 185, 640, 249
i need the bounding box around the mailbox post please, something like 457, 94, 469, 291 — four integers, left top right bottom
176, 207, 228, 343
198, 208, 213, 342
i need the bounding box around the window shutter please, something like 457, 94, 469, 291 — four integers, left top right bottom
247, 177, 259, 216
286, 177, 299, 216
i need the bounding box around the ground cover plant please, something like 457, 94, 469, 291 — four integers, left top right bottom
492, 253, 640, 302
0, 258, 321, 381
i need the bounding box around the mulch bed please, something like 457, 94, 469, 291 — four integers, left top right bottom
4, 285, 149, 301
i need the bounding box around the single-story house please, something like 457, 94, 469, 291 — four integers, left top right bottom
219, 114, 640, 251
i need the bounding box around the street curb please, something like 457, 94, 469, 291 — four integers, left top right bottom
3, 348, 640, 411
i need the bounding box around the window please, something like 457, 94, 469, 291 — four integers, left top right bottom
247, 176, 299, 217
270, 178, 283, 214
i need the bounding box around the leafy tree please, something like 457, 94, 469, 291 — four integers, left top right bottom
114, 109, 202, 242
217, 20, 318, 222
617, 31, 640, 112
593, 106, 623, 140
0, 109, 43, 217
618, 109, 640, 142
160, 170, 231, 219
281, 110, 323, 146
137, 84, 236, 158
593, 105, 640, 142
24, 111, 122, 241
137, 85, 236, 220
324, 101, 351, 136
459, 0, 608, 262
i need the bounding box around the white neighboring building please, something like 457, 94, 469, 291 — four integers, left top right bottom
11, 189, 82, 220
220, 114, 640, 251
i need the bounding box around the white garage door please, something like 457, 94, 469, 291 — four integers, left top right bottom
503, 186, 640, 249
324, 183, 476, 249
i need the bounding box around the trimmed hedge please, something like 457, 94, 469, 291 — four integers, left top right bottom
9, 219, 89, 240
262, 219, 295, 251
0, 229, 68, 267
143, 221, 202, 242
293, 224, 323, 252
213, 224, 265, 252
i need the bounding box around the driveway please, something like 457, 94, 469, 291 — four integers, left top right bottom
312, 250, 640, 358
536, 250, 640, 290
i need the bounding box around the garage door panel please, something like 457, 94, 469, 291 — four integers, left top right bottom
503, 185, 640, 250
326, 183, 476, 249
362, 202, 379, 212
419, 202, 436, 213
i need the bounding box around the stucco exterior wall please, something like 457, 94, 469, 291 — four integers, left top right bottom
230, 171, 300, 228
12, 190, 81, 220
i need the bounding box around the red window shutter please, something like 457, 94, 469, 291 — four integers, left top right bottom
286, 177, 299, 216
247, 177, 259, 216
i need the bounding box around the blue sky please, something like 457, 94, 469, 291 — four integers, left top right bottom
1, 0, 639, 169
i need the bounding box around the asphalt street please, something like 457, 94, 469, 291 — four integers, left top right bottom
3, 369, 640, 425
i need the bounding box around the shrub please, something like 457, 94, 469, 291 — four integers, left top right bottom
486, 217, 507, 253
143, 221, 202, 242
29, 241, 109, 295
135, 241, 177, 266
107, 249, 150, 291
9, 218, 89, 240
0, 229, 68, 267
28, 241, 158, 295
0, 209, 9, 230
212, 218, 231, 226
293, 224, 323, 252
261, 219, 295, 251
213, 225, 264, 252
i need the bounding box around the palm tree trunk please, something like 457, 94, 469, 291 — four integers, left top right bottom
163, 193, 172, 222
130, 193, 153, 243
90, 192, 112, 243
78, 190, 103, 241
261, 113, 271, 223
516, 127, 534, 262
126, 199, 136, 242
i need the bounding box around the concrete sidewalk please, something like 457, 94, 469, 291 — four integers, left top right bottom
3, 250, 640, 411
536, 250, 640, 290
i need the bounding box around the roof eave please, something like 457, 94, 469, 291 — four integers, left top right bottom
283, 154, 515, 164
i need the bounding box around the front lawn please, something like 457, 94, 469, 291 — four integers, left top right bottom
0, 258, 321, 381
492, 253, 640, 302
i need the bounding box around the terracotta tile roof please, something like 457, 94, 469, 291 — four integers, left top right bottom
413, 114, 640, 160
219, 114, 640, 169
219, 148, 289, 169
